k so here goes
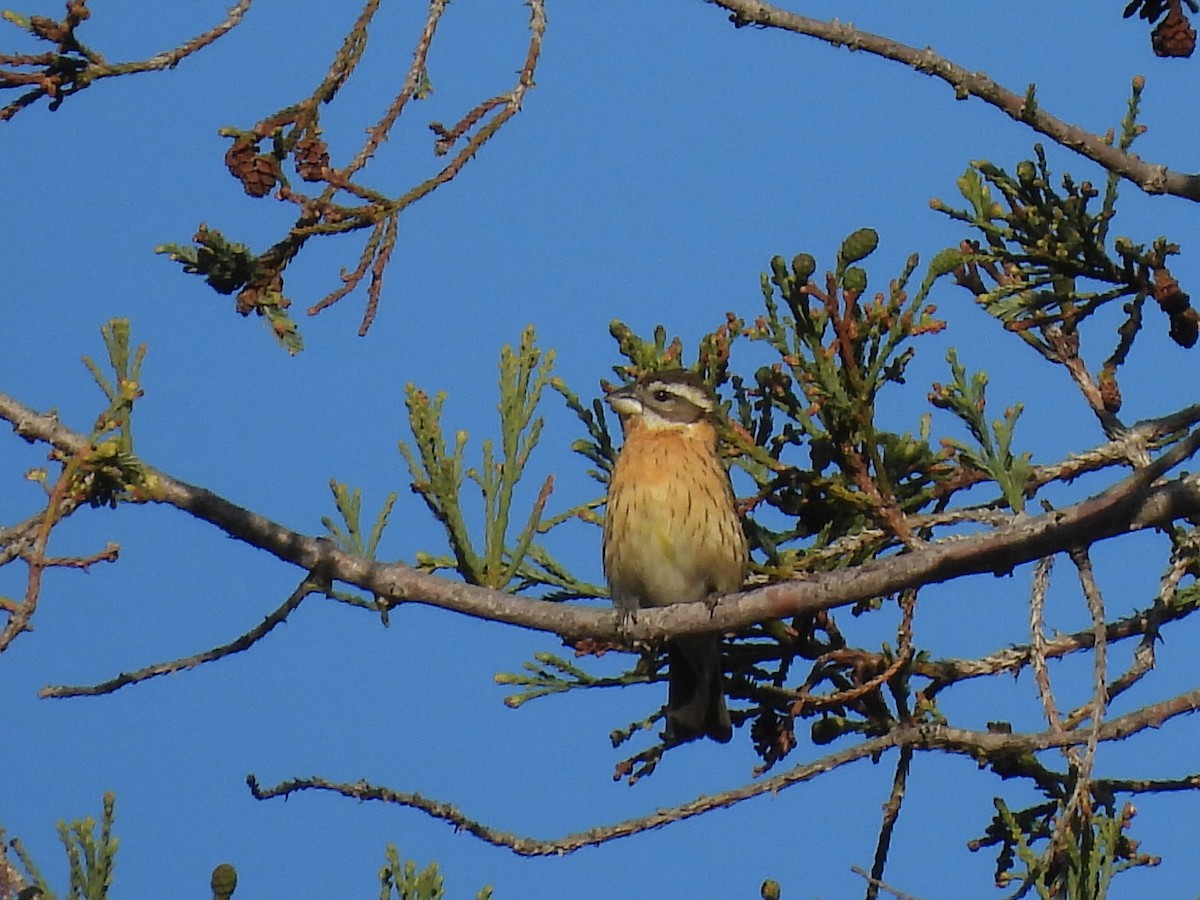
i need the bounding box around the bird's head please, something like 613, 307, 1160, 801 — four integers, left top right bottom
606, 370, 716, 431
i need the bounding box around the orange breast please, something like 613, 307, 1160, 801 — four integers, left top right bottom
603, 426, 747, 610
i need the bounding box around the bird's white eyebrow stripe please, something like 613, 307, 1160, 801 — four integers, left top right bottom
646, 380, 714, 412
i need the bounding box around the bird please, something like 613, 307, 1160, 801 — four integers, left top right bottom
602, 369, 748, 744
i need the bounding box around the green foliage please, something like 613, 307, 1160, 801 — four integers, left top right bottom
739, 229, 951, 564
61, 319, 153, 509
378, 845, 492, 900
973, 797, 1157, 898
550, 375, 617, 487
57, 792, 118, 900
607, 320, 686, 373
321, 480, 400, 616
495, 649, 649, 708
489, 202, 1190, 899
938, 145, 1138, 348
929, 348, 1032, 512
930, 80, 1198, 411
156, 226, 259, 296
323, 481, 398, 560
7, 794, 122, 900
606, 314, 742, 387
1122, 1, 1200, 26
8, 833, 53, 900
81, 319, 144, 452
399, 325, 604, 599
156, 226, 302, 355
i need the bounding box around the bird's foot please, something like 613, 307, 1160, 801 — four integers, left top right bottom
615, 605, 637, 643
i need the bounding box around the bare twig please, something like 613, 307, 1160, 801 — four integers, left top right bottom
1071, 549, 1111, 741
1029, 556, 1062, 730
0, 461, 74, 652
340, 0, 438, 180
1052, 548, 1109, 869
866, 745, 914, 900
39, 575, 322, 698
300, 0, 548, 331
31, 541, 119, 571
793, 589, 916, 716
1100, 772, 1200, 795
107, 0, 254, 73
1, 510, 64, 565
851, 864, 923, 900
920, 589, 1197, 695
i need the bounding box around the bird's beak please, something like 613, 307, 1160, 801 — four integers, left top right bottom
606, 385, 642, 418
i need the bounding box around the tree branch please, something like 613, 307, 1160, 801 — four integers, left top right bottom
247, 685, 1200, 856
247, 732, 886, 856
704, 0, 1200, 201
1, 0, 255, 120
3, 388, 1200, 648
919, 586, 1198, 693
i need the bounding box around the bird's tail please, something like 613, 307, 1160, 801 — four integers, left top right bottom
666, 634, 732, 744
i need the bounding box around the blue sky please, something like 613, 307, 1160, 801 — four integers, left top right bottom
4, 2, 1200, 897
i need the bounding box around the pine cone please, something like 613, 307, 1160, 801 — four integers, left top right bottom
224, 137, 278, 198
1154, 267, 1189, 315
750, 708, 796, 765
1154, 266, 1199, 347
1170, 308, 1199, 348
1098, 368, 1123, 414
1152, 7, 1197, 57
293, 135, 330, 182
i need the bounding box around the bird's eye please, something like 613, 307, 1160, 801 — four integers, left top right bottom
652, 389, 672, 403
